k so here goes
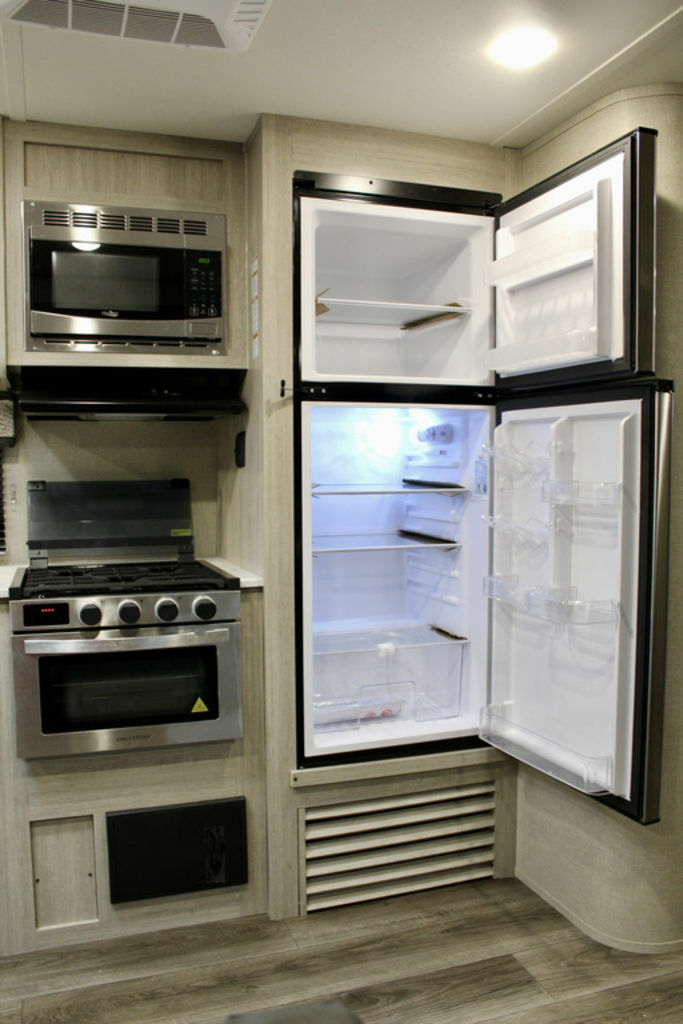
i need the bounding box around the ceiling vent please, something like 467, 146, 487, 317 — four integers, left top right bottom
1, 0, 272, 50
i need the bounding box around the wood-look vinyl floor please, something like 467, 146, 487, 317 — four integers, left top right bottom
1, 880, 682, 1024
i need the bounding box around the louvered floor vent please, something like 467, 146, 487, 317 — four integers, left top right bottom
3, 0, 272, 51
302, 782, 496, 913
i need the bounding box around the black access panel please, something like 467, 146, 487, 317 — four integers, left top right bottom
106, 798, 247, 903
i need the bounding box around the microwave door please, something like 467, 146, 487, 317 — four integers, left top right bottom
29, 310, 194, 339
481, 382, 671, 824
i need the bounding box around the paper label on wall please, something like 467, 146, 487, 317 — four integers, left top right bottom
250, 255, 260, 359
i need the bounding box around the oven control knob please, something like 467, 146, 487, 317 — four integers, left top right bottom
193, 596, 217, 621
118, 599, 141, 625
155, 598, 179, 622
79, 602, 102, 627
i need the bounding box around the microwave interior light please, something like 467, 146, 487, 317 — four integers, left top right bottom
72, 242, 101, 252
487, 26, 557, 68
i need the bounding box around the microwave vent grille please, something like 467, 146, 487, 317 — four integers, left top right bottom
129, 215, 154, 232
157, 217, 182, 234
39, 207, 210, 238
100, 213, 126, 230
71, 211, 98, 228
183, 220, 208, 236
42, 209, 70, 227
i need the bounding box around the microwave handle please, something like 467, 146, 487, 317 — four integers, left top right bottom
23, 628, 230, 655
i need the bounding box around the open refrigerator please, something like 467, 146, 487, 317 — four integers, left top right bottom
292, 128, 671, 824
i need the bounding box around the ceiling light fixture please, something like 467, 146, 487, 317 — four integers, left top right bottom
488, 26, 557, 69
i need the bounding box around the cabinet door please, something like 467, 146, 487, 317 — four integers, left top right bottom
487, 129, 655, 386
481, 382, 671, 824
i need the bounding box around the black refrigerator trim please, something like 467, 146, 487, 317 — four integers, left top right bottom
293, 170, 502, 215
495, 377, 672, 824
490, 127, 657, 390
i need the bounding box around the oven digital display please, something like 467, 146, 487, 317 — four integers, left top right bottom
24, 603, 70, 627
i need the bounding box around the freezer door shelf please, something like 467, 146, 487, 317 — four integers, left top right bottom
480, 705, 612, 794
483, 576, 620, 626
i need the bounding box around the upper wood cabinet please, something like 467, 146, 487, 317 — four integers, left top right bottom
2, 120, 248, 371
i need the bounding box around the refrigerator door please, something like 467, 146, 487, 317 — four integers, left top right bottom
480, 382, 671, 823
487, 128, 656, 386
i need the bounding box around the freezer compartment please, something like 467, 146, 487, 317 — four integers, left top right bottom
299, 197, 493, 384
486, 152, 626, 376
302, 404, 491, 758
483, 398, 642, 799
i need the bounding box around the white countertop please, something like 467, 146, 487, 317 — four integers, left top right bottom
0, 565, 19, 598
0, 559, 263, 599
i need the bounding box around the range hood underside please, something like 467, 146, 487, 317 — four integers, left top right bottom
10, 366, 247, 420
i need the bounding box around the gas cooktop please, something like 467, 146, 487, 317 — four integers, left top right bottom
11, 559, 239, 600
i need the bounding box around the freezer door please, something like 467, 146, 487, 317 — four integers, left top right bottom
486, 129, 655, 385
480, 384, 671, 822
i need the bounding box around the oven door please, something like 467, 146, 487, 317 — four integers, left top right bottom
12, 623, 242, 758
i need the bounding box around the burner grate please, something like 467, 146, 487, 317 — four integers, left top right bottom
17, 560, 237, 598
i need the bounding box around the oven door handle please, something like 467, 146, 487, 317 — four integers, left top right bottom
23, 628, 231, 655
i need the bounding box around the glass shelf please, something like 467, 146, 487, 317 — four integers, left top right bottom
315, 297, 471, 330
313, 533, 461, 553
312, 483, 467, 496
313, 623, 468, 657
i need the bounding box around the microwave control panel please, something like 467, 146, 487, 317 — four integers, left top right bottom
186, 251, 222, 319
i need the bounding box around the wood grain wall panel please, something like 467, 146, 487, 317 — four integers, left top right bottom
23, 144, 227, 204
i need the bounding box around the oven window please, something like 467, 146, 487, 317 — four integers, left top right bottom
39, 647, 218, 732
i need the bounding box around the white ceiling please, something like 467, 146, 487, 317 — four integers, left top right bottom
0, 0, 681, 149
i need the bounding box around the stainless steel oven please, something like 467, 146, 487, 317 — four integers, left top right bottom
9, 479, 243, 758
11, 596, 241, 759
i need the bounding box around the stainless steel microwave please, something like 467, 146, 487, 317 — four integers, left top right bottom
23, 200, 227, 356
